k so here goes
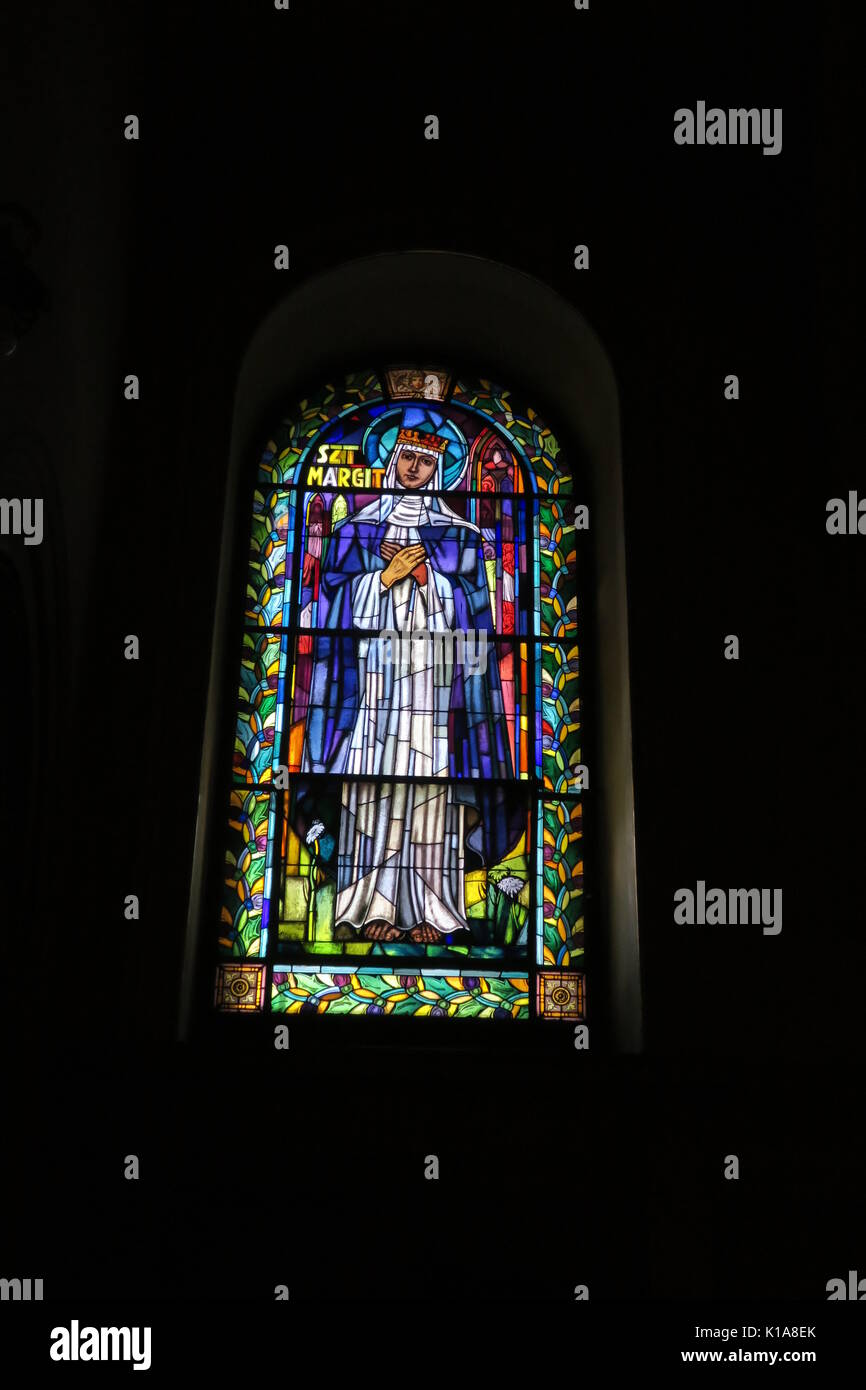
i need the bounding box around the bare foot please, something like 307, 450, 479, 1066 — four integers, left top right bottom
363, 920, 402, 941
408, 923, 443, 943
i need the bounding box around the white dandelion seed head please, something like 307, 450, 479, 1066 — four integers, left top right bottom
306, 820, 325, 844
498, 875, 524, 899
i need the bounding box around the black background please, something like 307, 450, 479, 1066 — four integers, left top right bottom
1, 0, 863, 1309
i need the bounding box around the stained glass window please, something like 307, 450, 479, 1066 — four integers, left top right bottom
216, 365, 585, 1022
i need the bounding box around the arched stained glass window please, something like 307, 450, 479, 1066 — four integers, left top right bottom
214, 365, 585, 1022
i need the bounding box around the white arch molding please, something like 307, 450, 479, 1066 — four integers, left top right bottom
181, 251, 642, 1051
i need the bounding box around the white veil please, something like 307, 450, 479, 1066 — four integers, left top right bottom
350, 441, 478, 532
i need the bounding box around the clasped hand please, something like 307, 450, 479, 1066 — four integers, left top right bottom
380, 541, 428, 588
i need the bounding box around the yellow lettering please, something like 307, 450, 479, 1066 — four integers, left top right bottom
338, 468, 350, 487
307, 466, 324, 486
352, 467, 365, 486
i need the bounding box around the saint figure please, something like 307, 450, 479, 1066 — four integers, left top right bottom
300, 424, 522, 944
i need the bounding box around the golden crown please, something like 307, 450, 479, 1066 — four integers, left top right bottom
396, 427, 448, 453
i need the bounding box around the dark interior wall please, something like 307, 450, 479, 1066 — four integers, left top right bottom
1, 0, 862, 1303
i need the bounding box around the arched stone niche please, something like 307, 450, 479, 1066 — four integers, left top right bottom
181, 251, 641, 1053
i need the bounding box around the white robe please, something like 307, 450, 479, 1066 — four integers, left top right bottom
335, 497, 469, 937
